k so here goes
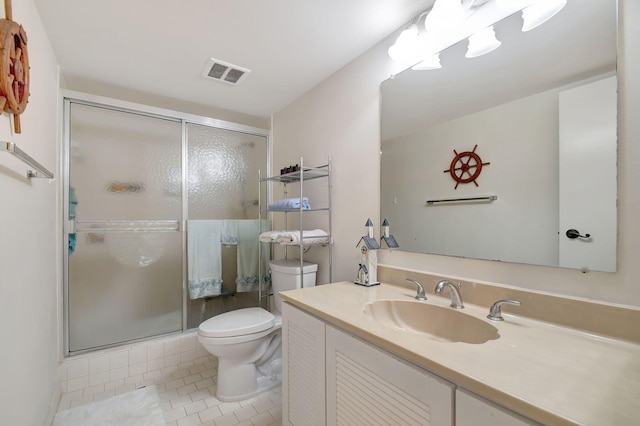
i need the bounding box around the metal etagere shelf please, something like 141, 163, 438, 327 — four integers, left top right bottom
258, 156, 332, 309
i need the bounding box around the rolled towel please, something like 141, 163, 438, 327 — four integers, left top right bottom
274, 229, 329, 245
268, 197, 311, 211
259, 231, 280, 243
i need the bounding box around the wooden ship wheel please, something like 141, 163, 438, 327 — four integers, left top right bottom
0, 0, 29, 133
444, 144, 490, 189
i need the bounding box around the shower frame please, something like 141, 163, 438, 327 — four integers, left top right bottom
61, 90, 271, 356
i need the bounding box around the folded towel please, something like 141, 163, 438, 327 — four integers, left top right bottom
268, 197, 310, 210
259, 231, 279, 243
260, 229, 330, 246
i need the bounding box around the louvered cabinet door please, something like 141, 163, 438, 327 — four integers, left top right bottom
456, 389, 540, 426
326, 325, 454, 426
282, 303, 326, 426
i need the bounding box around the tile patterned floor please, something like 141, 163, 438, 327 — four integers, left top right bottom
57, 355, 282, 426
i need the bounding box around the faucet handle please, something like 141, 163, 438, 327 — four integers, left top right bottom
406, 278, 427, 301
487, 299, 521, 321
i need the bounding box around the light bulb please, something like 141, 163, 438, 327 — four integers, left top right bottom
522, 0, 567, 32
388, 25, 422, 64
466, 26, 501, 58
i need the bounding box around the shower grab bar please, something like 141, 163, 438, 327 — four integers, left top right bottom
426, 195, 497, 205
73, 220, 180, 233
1, 142, 54, 179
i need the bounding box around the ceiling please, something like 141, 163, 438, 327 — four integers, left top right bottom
34, 0, 432, 119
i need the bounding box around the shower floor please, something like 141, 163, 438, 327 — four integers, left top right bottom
56, 355, 282, 426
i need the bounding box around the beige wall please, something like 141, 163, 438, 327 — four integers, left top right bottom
0, 1, 61, 424
273, 0, 640, 308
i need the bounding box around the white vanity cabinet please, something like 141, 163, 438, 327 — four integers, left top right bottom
282, 302, 546, 425
456, 388, 541, 426
283, 302, 454, 425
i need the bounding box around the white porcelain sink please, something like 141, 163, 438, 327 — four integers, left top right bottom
363, 300, 499, 344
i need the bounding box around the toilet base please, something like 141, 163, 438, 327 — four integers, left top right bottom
214, 338, 283, 402
216, 367, 282, 402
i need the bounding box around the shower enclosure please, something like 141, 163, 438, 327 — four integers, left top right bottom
63, 94, 269, 354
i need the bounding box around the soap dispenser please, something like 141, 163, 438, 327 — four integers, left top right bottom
355, 218, 380, 286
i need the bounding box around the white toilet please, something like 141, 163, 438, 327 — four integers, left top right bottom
197, 259, 318, 401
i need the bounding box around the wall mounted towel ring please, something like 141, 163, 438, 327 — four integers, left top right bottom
566, 229, 590, 239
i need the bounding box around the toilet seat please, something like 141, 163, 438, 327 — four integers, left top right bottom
199, 307, 275, 338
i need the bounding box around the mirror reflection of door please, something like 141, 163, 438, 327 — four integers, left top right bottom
558, 76, 617, 272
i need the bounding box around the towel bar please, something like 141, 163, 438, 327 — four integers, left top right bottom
426, 195, 497, 205
1, 141, 54, 179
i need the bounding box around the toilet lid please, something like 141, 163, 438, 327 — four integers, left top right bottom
198, 307, 275, 338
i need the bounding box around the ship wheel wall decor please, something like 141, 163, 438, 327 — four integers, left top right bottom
444, 144, 490, 189
0, 0, 30, 133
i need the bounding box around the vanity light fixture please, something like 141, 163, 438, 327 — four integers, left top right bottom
387, 24, 423, 66
388, 0, 568, 70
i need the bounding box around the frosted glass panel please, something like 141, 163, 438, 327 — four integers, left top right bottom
187, 124, 267, 220
68, 230, 183, 351
185, 124, 268, 328
67, 102, 183, 352
69, 103, 182, 221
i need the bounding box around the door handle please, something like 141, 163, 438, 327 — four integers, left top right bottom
566, 229, 590, 239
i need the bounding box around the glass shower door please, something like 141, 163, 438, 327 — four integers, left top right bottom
185, 123, 268, 328
66, 102, 183, 353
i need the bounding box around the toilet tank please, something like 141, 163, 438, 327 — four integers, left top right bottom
270, 259, 318, 312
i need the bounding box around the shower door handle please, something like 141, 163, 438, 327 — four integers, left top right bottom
65, 219, 76, 234
73, 220, 180, 233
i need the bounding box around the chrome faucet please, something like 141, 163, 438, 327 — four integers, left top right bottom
405, 278, 427, 301
487, 300, 521, 321
434, 280, 464, 309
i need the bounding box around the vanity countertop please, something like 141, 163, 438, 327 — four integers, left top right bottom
279, 281, 640, 425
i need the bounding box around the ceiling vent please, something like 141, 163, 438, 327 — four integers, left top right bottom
201, 58, 251, 85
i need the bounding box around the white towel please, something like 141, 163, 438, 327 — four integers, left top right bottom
259, 229, 330, 246
187, 220, 223, 299
221, 220, 239, 245
259, 230, 280, 243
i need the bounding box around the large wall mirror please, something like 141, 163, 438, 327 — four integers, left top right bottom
380, 0, 617, 272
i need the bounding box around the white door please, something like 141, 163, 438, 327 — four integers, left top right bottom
558, 76, 617, 272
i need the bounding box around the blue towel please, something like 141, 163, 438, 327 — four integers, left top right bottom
268, 197, 310, 210
69, 187, 78, 255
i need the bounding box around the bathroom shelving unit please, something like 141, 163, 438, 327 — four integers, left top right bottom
258, 156, 332, 309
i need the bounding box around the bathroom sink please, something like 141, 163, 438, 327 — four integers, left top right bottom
363, 300, 499, 344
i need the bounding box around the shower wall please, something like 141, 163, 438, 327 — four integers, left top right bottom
64, 97, 269, 354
